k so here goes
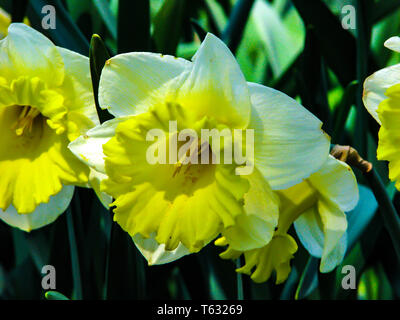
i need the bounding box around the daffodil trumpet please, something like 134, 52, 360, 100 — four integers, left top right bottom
145, 120, 255, 176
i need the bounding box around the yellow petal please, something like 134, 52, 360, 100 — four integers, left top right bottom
237, 234, 298, 284
222, 169, 279, 251
376, 84, 400, 189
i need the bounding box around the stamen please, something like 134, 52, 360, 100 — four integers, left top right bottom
172, 138, 213, 178
172, 138, 200, 178
12, 106, 41, 136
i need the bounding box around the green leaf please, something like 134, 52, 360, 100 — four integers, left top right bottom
93, 0, 117, 40
65, 0, 91, 21
280, 267, 299, 300
364, 169, 400, 263
358, 264, 394, 300
203, 0, 226, 36
297, 27, 331, 129
249, 0, 303, 79
153, 0, 185, 55
106, 223, 146, 299
25, 229, 54, 273
295, 257, 319, 300
66, 206, 82, 300
12, 229, 29, 266
117, 0, 150, 53
45, 290, 70, 300
346, 184, 378, 250
335, 214, 383, 299
354, 0, 372, 157
269, 54, 301, 97
221, 0, 255, 54
332, 80, 358, 143
190, 19, 208, 42
292, 0, 357, 87
89, 34, 113, 124
367, 0, 400, 25
370, 9, 400, 67
27, 0, 89, 55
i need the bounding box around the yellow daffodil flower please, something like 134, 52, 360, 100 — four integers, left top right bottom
363, 36, 400, 189
0, 23, 99, 231
217, 155, 359, 284
69, 33, 330, 262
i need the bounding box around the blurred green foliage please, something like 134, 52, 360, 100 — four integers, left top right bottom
0, 0, 399, 300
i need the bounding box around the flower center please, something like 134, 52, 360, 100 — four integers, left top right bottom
11, 105, 43, 136
172, 137, 213, 178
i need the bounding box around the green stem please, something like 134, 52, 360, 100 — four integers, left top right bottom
355, 0, 371, 158
66, 206, 83, 300
364, 169, 400, 263
102, 211, 114, 300
236, 258, 244, 300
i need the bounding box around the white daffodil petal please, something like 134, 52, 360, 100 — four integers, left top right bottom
0, 185, 74, 232
320, 231, 347, 273
248, 82, 330, 190
132, 233, 190, 265
295, 198, 348, 272
318, 198, 348, 269
294, 205, 324, 258
308, 155, 359, 212
99, 52, 191, 117
57, 47, 99, 127
0, 23, 64, 86
89, 169, 112, 209
363, 63, 400, 125
176, 33, 251, 128
384, 36, 400, 53
68, 117, 127, 173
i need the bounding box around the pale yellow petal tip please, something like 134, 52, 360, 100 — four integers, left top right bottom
214, 236, 228, 247
384, 36, 400, 53
319, 264, 334, 274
